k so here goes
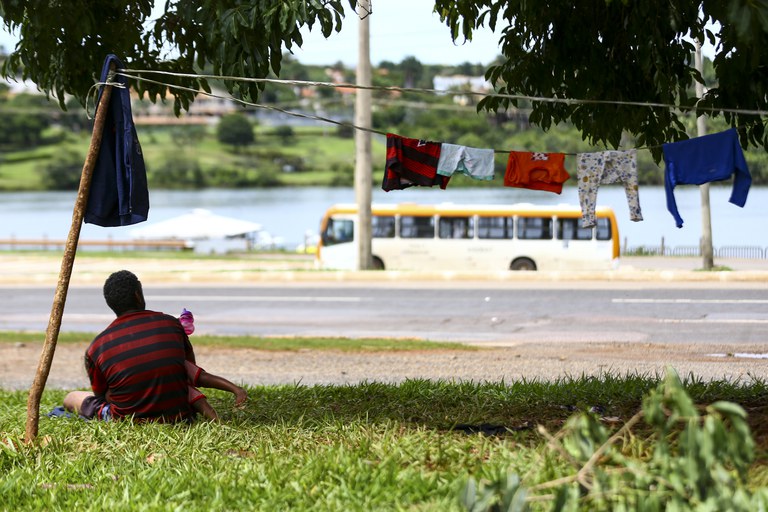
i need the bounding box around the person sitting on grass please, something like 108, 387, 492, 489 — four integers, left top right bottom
63, 270, 246, 422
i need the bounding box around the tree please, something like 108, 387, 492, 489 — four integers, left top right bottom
39, 148, 83, 190
0, 93, 51, 147
170, 125, 207, 147
455, 61, 483, 76
217, 113, 254, 150
399, 56, 423, 89
4, 1, 768, 153
274, 125, 296, 145
435, 0, 768, 157
0, 1, 355, 112
151, 152, 206, 189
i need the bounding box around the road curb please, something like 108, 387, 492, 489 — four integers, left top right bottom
2, 269, 767, 286
0, 255, 766, 285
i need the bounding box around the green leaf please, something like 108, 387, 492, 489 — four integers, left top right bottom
708, 401, 747, 419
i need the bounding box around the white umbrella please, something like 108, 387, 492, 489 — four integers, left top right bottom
130, 209, 262, 240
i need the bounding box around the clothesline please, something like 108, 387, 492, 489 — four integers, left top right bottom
117, 70, 654, 156
116, 71, 389, 138
113, 70, 755, 165
120, 68, 768, 118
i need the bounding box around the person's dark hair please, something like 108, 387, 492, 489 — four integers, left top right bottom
103, 270, 143, 316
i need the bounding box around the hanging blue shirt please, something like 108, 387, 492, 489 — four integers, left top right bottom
85, 54, 149, 227
662, 128, 751, 228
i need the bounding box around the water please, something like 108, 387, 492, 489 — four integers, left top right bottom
0, 185, 766, 250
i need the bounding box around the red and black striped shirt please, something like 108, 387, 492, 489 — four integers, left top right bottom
382, 133, 449, 191
85, 310, 193, 422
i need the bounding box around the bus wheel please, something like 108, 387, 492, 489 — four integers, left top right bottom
510, 257, 536, 271
371, 257, 385, 270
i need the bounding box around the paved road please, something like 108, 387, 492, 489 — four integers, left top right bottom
2, 283, 767, 346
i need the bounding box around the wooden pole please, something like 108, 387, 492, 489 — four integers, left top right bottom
25, 68, 116, 443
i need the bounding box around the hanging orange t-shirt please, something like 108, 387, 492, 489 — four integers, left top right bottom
504, 151, 571, 194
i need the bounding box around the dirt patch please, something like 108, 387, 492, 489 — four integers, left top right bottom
2, 340, 766, 391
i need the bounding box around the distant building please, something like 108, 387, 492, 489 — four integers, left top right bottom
131, 86, 238, 126
1, 77, 45, 97
432, 75, 492, 106
433, 75, 491, 92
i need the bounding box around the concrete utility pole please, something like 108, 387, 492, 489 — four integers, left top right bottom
354, 0, 373, 270
695, 40, 714, 270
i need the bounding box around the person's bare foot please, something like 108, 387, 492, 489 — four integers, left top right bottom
233, 387, 248, 408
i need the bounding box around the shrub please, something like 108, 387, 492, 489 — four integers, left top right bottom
150, 153, 206, 189
217, 113, 255, 150
38, 148, 83, 190
273, 125, 296, 145
461, 369, 768, 511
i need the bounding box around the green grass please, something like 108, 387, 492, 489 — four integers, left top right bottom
0, 331, 94, 345
0, 145, 53, 189
0, 330, 474, 352
696, 265, 733, 272
2, 374, 768, 511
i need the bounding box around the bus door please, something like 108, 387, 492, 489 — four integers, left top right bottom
475, 215, 515, 269
396, 214, 436, 269
556, 217, 596, 269
371, 214, 396, 268
515, 215, 556, 270
436, 215, 476, 270
594, 216, 617, 267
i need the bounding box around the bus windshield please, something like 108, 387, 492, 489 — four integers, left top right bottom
321, 217, 354, 247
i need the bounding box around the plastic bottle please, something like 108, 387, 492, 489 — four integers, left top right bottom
179, 308, 195, 335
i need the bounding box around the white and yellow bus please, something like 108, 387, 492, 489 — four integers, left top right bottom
316, 203, 620, 271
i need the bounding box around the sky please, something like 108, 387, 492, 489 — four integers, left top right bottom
291, 1, 503, 67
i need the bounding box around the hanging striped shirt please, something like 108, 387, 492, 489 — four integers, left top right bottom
382, 133, 449, 191
85, 310, 193, 422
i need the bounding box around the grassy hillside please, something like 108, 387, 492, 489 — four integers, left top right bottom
0, 125, 389, 191
4, 118, 768, 192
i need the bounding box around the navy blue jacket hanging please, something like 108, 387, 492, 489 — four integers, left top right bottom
662, 128, 751, 228
85, 54, 149, 227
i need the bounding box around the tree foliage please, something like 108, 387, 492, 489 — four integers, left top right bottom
0, 93, 50, 147
435, 0, 768, 157
217, 113, 255, 149
4, 0, 768, 154
0, 0, 355, 113
39, 148, 83, 190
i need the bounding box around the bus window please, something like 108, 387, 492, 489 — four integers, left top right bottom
372, 215, 396, 238
517, 216, 553, 240
477, 216, 512, 239
438, 216, 473, 239
595, 217, 612, 240
321, 217, 354, 246
400, 215, 435, 238
557, 218, 593, 240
